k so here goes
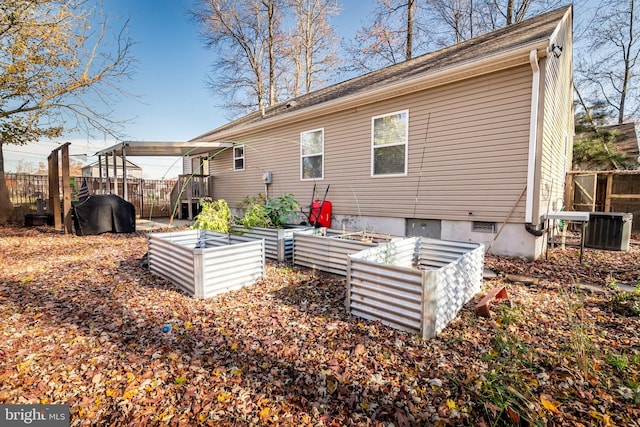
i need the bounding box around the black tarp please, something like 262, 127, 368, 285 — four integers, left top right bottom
72, 195, 136, 236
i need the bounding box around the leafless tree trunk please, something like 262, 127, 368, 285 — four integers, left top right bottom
287, 0, 339, 96
618, 0, 635, 123
495, 0, 532, 25
343, 0, 424, 72
192, 0, 285, 115
576, 0, 639, 125
574, 84, 596, 131
265, 0, 277, 107
406, 0, 414, 59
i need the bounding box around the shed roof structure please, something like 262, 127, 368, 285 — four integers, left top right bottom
95, 140, 232, 157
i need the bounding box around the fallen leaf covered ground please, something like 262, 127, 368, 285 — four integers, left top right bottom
1, 225, 639, 426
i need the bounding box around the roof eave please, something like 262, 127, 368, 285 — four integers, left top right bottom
94, 140, 233, 157
194, 39, 550, 143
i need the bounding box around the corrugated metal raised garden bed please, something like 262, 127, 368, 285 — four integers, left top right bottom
148, 229, 265, 298
230, 225, 312, 261
293, 231, 395, 276
347, 237, 484, 338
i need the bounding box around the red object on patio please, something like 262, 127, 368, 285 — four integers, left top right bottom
309, 200, 332, 228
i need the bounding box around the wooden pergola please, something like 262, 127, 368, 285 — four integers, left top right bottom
93, 140, 232, 200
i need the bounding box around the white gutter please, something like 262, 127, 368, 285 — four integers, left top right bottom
526, 49, 540, 224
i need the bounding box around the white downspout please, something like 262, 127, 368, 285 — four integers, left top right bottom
526, 49, 540, 224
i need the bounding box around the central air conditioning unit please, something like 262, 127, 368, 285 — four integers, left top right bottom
584, 212, 633, 251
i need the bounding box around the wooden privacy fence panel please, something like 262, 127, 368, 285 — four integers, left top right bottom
566, 171, 640, 231
148, 230, 265, 298
347, 237, 484, 339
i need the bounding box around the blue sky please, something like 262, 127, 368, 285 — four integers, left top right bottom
5, 1, 598, 178
4, 0, 376, 179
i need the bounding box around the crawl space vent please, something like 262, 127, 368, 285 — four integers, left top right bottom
472, 221, 496, 233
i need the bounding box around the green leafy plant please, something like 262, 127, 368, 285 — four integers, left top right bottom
190, 198, 232, 233
610, 285, 640, 317
241, 203, 271, 228
265, 193, 299, 227
238, 193, 299, 228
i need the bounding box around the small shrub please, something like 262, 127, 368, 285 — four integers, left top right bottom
265, 193, 299, 227
241, 203, 271, 228
191, 198, 232, 233
238, 193, 299, 228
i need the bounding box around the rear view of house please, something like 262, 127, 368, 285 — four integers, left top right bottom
187, 6, 574, 259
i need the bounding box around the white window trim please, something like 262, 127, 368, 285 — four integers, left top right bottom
233, 144, 245, 171
371, 109, 409, 177
300, 128, 325, 181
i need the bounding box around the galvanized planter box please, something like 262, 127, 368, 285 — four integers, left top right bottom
293, 231, 394, 276
148, 229, 265, 298
230, 225, 312, 261
347, 237, 484, 339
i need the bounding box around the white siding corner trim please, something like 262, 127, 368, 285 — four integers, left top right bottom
526, 49, 540, 224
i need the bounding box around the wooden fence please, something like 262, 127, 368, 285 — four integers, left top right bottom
565, 170, 640, 231
5, 173, 177, 222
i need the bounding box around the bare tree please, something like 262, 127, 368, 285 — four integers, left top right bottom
192, 0, 285, 115
265, 0, 279, 107
342, 0, 424, 73
0, 0, 135, 224
427, 0, 477, 44
578, 0, 638, 124
425, 0, 562, 45
498, 0, 532, 25
287, 0, 340, 97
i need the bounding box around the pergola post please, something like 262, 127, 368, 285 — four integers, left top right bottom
122, 145, 128, 200
112, 149, 118, 196
98, 154, 103, 193
105, 154, 110, 194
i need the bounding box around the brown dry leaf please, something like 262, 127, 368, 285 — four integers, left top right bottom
1, 225, 639, 426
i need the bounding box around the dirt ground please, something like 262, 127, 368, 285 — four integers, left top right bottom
1, 225, 639, 426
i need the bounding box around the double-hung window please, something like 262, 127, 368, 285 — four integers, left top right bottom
300, 128, 324, 180
233, 145, 245, 171
371, 110, 408, 176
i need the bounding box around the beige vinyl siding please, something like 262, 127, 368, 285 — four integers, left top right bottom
539, 9, 573, 217
209, 65, 533, 223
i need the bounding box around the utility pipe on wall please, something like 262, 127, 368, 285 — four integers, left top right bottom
526, 49, 540, 225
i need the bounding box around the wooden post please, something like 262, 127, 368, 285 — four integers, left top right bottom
61, 143, 72, 233
112, 150, 118, 196
122, 146, 128, 200
605, 172, 613, 212
105, 155, 110, 194
98, 154, 103, 193
48, 150, 62, 231
564, 173, 573, 211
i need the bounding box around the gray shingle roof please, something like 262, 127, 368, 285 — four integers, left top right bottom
195, 5, 570, 140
